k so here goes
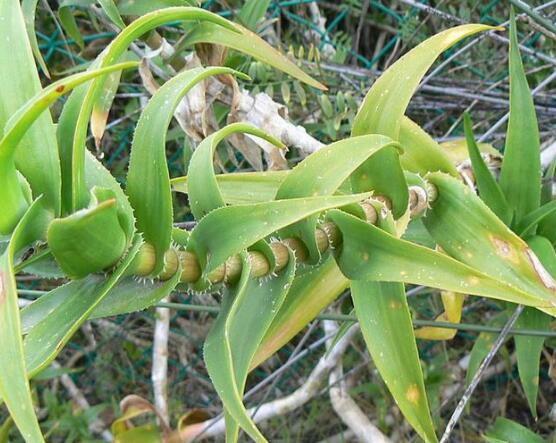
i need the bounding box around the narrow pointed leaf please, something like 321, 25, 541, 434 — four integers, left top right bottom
423, 173, 556, 315
352, 24, 493, 138
499, 11, 541, 225
187, 192, 371, 275
352, 280, 438, 443
253, 255, 348, 368
205, 250, 296, 441
514, 235, 555, 417
516, 200, 556, 237
183, 22, 326, 91
238, 0, 271, 30
351, 24, 492, 217
99, 0, 125, 28
71, 6, 321, 209
463, 113, 511, 225
58, 3, 85, 49
128, 68, 248, 274
22, 270, 181, 333
328, 209, 556, 310
0, 0, 61, 214
275, 135, 399, 263
0, 200, 46, 442
22, 0, 49, 77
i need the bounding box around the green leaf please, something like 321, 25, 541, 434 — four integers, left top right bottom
21, 0, 49, 77
352, 24, 493, 138
398, 117, 459, 176
327, 209, 556, 310
275, 134, 399, 263
0, 200, 46, 442
47, 188, 128, 279
351, 24, 492, 218
465, 312, 508, 387
254, 255, 348, 368
117, 0, 197, 16
423, 173, 556, 316
58, 3, 85, 49
0, 61, 137, 234
204, 250, 296, 442
514, 235, 555, 417
463, 113, 511, 224
499, 11, 541, 226
21, 270, 180, 334
98, 0, 125, 28
90, 55, 128, 147
128, 68, 248, 275
484, 417, 545, 443
352, 280, 437, 443
23, 236, 142, 376
182, 21, 326, 91
517, 200, 556, 237
187, 123, 284, 220
238, 0, 271, 30
69, 7, 242, 211
187, 192, 371, 276
172, 171, 288, 204
0, 0, 61, 215
71, 6, 322, 210
85, 150, 135, 240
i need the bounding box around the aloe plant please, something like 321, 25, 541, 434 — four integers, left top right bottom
1, 1, 555, 441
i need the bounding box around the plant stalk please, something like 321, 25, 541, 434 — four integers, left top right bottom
131, 186, 429, 284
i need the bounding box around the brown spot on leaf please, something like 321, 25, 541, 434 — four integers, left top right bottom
490, 235, 519, 263
405, 384, 420, 404
55, 84, 65, 93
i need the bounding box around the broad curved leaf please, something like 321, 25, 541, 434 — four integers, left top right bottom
172, 171, 288, 204
0, 0, 60, 215
127, 68, 249, 274
275, 134, 399, 263
423, 173, 556, 315
187, 123, 284, 220
398, 117, 458, 176
205, 250, 296, 442
352, 280, 438, 443
0, 61, 137, 235
328, 209, 556, 311
23, 236, 142, 376
187, 192, 371, 276
47, 188, 128, 279
351, 24, 492, 218
0, 200, 47, 442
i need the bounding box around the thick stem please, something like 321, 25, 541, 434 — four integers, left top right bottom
131, 186, 433, 284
